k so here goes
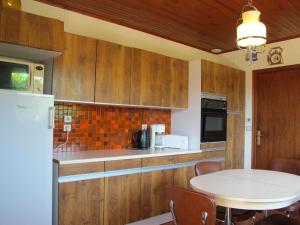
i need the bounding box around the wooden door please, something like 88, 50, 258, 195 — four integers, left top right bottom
59, 179, 104, 225
52, 33, 96, 102
253, 66, 300, 169
0, 8, 64, 52
131, 49, 167, 107
95, 41, 132, 104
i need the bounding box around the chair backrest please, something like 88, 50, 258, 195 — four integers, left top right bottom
255, 214, 300, 225
169, 186, 216, 225
270, 158, 300, 176
195, 161, 223, 176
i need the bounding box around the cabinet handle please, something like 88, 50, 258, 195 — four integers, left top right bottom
48, 107, 55, 129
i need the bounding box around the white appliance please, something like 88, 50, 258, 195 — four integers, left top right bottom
164, 135, 189, 150
150, 124, 166, 148
0, 90, 54, 225
0, 56, 45, 94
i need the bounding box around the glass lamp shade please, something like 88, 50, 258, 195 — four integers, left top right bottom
237, 10, 266, 48
2, 0, 21, 10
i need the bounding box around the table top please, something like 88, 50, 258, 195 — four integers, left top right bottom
190, 169, 300, 210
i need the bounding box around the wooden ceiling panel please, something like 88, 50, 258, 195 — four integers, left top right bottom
36, 0, 300, 53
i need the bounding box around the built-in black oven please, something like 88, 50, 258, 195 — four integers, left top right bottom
201, 97, 227, 142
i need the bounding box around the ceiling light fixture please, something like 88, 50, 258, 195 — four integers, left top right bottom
210, 48, 223, 54
236, 0, 266, 63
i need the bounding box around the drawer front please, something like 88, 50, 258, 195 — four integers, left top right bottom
59, 162, 104, 176
175, 151, 225, 163
142, 155, 175, 167
105, 159, 142, 171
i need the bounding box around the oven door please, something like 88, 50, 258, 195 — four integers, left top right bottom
201, 109, 227, 142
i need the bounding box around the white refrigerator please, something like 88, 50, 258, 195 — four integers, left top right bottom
0, 90, 54, 225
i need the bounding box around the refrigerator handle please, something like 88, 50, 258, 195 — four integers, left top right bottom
48, 107, 55, 129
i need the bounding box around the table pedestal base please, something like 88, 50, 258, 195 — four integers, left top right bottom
225, 208, 232, 225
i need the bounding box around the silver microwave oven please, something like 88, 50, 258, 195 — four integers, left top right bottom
0, 56, 44, 94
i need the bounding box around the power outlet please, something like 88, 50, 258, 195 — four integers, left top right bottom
64, 115, 72, 123
63, 124, 72, 132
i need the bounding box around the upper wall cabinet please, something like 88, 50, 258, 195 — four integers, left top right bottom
95, 41, 132, 105
131, 49, 188, 108
201, 60, 245, 112
0, 8, 64, 52
131, 49, 167, 107
52, 33, 97, 102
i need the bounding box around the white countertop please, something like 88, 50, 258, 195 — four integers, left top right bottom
53, 148, 208, 164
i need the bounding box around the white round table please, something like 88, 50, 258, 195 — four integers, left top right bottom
190, 169, 300, 225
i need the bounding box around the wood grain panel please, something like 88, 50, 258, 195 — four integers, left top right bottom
59, 179, 104, 225
200, 142, 226, 150
52, 33, 96, 102
175, 151, 225, 163
226, 114, 245, 169
36, 0, 300, 52
253, 66, 300, 169
59, 162, 104, 176
95, 40, 132, 104
141, 169, 174, 218
104, 173, 141, 225
131, 49, 166, 107
142, 156, 175, 167
173, 166, 195, 189
105, 159, 141, 171
0, 8, 64, 52
167, 57, 189, 108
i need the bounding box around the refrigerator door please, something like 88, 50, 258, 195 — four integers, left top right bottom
0, 91, 54, 225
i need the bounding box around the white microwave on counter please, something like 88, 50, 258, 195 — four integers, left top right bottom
0, 56, 44, 94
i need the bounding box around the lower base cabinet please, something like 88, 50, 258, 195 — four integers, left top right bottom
104, 174, 142, 225
59, 179, 105, 225
141, 169, 175, 218
56, 151, 225, 225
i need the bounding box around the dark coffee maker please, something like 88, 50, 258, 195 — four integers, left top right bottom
132, 125, 150, 149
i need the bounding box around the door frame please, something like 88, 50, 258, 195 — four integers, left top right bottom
252, 64, 300, 168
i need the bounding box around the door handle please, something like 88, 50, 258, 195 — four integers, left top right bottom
48, 107, 55, 129
256, 130, 263, 146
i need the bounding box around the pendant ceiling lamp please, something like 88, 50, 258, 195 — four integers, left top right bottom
236, 0, 266, 62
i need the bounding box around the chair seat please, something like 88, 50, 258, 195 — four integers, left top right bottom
216, 206, 256, 222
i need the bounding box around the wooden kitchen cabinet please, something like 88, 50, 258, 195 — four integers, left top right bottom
167, 57, 189, 108
104, 174, 142, 225
59, 179, 105, 225
226, 113, 245, 169
0, 8, 64, 52
131, 49, 167, 107
95, 40, 132, 104
52, 33, 97, 102
201, 60, 245, 112
141, 156, 175, 218
104, 159, 142, 225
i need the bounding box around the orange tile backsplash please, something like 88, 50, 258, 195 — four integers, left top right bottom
53, 103, 171, 152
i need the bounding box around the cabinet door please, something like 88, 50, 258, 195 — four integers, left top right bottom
167, 58, 189, 108
0, 8, 64, 52
131, 49, 168, 107
226, 69, 245, 112
95, 41, 132, 104
52, 33, 96, 102
226, 113, 245, 169
141, 169, 174, 218
173, 166, 195, 189
201, 60, 227, 95
59, 179, 104, 225
104, 174, 142, 225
